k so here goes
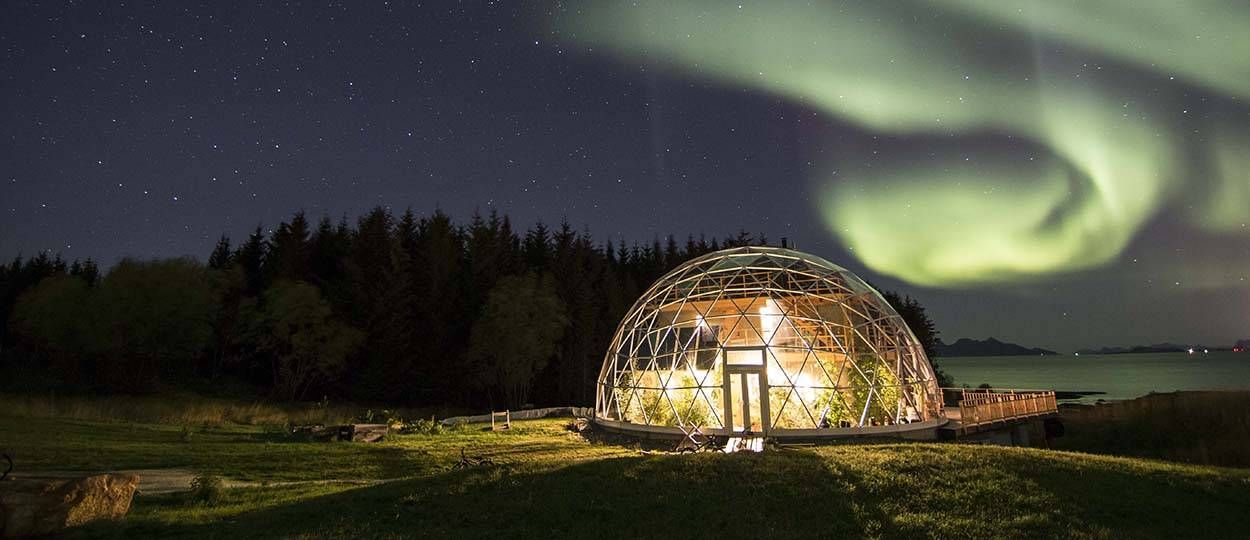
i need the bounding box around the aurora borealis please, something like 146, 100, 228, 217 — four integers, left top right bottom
2, 2, 1246, 351
555, 1, 1249, 286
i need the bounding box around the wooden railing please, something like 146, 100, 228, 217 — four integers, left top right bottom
957, 389, 1057, 427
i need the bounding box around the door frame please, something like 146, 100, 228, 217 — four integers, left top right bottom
721, 346, 770, 435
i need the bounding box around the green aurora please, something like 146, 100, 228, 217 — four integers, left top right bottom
554, 1, 1249, 286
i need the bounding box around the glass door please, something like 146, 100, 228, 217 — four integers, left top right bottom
723, 348, 769, 435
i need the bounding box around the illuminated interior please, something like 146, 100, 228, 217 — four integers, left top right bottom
595, 246, 944, 437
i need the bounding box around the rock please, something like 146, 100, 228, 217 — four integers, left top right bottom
292, 424, 336, 441
291, 424, 388, 442
0, 473, 139, 538
342, 424, 388, 442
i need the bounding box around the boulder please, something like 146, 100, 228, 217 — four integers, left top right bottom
0, 473, 139, 538
291, 424, 336, 441
292, 424, 388, 442
341, 424, 388, 442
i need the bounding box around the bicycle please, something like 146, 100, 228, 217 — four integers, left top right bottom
452, 447, 496, 469
675, 429, 726, 453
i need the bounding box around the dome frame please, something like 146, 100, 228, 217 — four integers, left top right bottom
594, 246, 945, 439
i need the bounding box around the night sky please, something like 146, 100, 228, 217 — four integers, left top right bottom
2, 1, 1248, 352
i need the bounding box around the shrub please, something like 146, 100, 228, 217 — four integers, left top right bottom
402, 417, 445, 435
189, 473, 224, 505
260, 423, 291, 439
356, 408, 405, 426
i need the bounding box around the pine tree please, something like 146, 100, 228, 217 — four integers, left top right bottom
235, 226, 268, 295
523, 222, 552, 271
80, 258, 100, 287
346, 206, 404, 399
881, 290, 951, 387
267, 211, 311, 283
208, 235, 233, 269
396, 209, 419, 257
664, 235, 680, 268
414, 209, 467, 403
308, 216, 347, 294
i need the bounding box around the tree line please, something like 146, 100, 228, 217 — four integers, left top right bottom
0, 207, 944, 408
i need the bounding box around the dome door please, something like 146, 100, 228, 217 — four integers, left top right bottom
723, 347, 771, 435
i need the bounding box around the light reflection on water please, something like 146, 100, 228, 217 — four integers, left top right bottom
938, 352, 1250, 402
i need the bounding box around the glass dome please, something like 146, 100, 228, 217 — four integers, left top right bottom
595, 246, 944, 438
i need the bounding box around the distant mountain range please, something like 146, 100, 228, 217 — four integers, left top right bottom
936, 338, 1250, 357
1076, 340, 1250, 355
1075, 343, 1189, 355
935, 337, 1059, 357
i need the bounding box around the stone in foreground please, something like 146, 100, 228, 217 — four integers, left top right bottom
0, 473, 139, 538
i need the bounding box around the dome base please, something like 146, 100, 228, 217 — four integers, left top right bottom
593, 416, 949, 442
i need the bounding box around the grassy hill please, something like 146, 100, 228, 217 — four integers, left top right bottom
1055, 391, 1250, 468
2, 415, 1248, 539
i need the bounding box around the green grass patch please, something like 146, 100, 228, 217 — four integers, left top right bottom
2, 412, 1249, 539
0, 392, 451, 427
1055, 391, 1250, 468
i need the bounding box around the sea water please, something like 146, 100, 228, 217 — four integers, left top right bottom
937, 351, 1250, 402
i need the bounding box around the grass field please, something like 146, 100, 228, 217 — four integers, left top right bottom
0, 392, 451, 427
1055, 391, 1250, 468
3, 412, 1250, 539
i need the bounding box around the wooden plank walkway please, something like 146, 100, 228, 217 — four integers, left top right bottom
944, 389, 1059, 435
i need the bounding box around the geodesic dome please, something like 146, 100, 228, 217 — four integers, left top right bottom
595, 246, 944, 438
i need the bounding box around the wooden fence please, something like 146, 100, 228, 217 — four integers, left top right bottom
440, 406, 594, 426
958, 389, 1057, 427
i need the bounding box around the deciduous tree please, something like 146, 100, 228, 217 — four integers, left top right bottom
466, 272, 568, 408
247, 281, 362, 401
